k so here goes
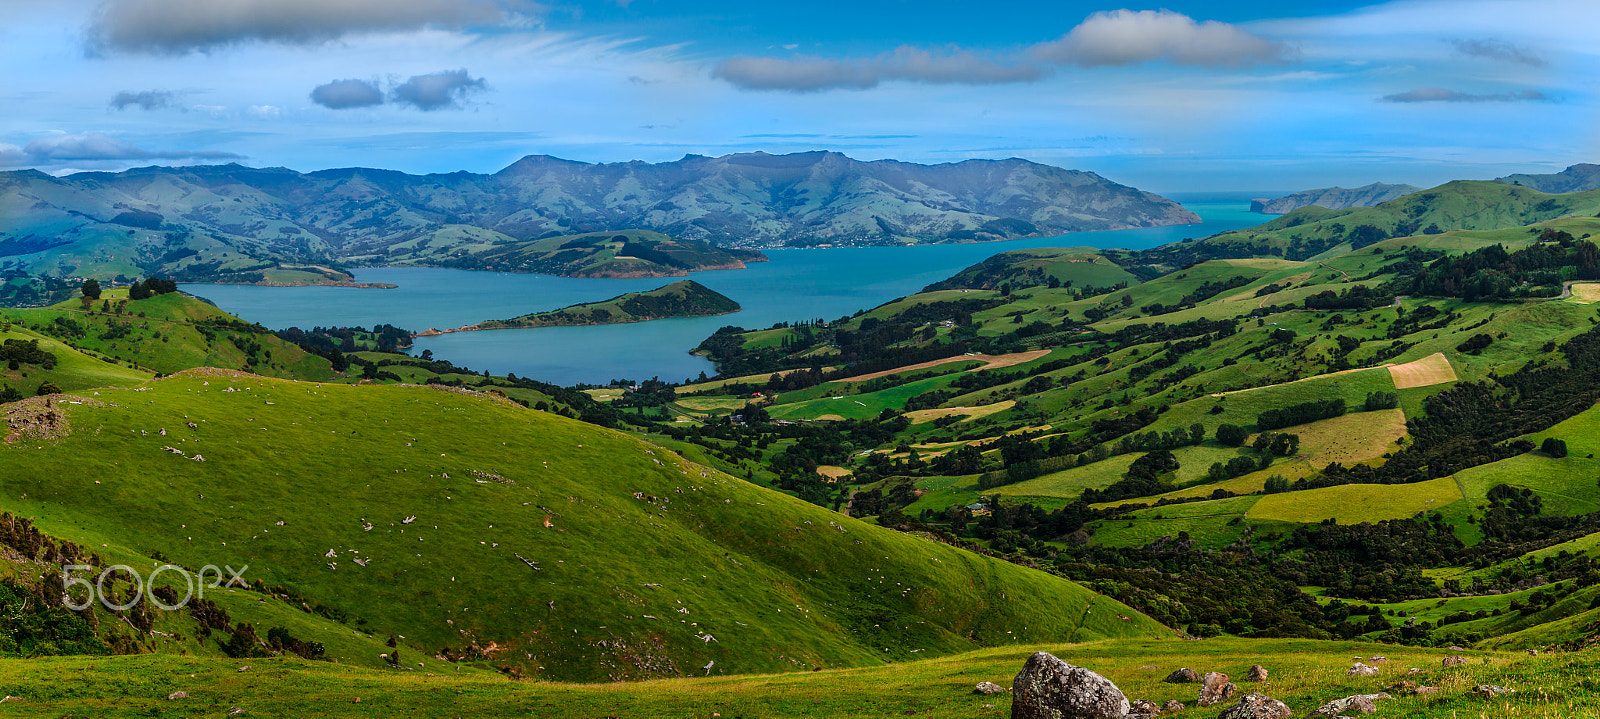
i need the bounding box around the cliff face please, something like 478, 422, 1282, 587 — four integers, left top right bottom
0, 152, 1198, 282
1251, 182, 1422, 214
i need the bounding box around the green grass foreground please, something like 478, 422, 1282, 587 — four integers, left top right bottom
3, 638, 1598, 717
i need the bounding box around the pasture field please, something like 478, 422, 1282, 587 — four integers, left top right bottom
1249, 477, 1464, 525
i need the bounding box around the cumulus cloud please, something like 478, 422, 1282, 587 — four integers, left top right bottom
21, 132, 244, 161
88, 0, 511, 54
0, 144, 28, 168
1030, 9, 1291, 68
1380, 87, 1549, 103
1451, 38, 1547, 67
391, 69, 486, 110
715, 9, 1288, 91
714, 46, 1044, 92
109, 89, 178, 110
310, 78, 385, 109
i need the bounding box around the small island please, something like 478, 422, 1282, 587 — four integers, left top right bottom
428, 230, 768, 278
417, 280, 740, 336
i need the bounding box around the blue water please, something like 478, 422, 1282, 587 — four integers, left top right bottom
182, 201, 1264, 385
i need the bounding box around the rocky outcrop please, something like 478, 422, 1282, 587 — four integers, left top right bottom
1198, 672, 1239, 706
975, 681, 1009, 695
1246, 665, 1269, 682
1163, 668, 1201, 684
1346, 663, 1380, 677
1472, 685, 1514, 699
1310, 693, 1391, 716
1251, 182, 1421, 214
1010, 652, 1131, 719
1442, 656, 1468, 667
1217, 693, 1293, 719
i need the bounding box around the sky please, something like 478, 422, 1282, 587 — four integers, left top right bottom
1, 0, 1596, 193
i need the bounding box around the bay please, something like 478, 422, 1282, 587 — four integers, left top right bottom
182, 201, 1265, 385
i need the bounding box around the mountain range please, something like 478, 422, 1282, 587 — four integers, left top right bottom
0, 152, 1198, 284
1250, 182, 1423, 214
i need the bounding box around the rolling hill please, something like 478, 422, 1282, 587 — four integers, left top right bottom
433, 280, 742, 333
1250, 182, 1422, 214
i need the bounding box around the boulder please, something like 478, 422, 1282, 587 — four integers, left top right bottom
1442, 656, 1468, 667
1383, 681, 1436, 696
1010, 651, 1131, 719
1198, 672, 1238, 706
1161, 700, 1185, 713
1472, 685, 1514, 699
1346, 663, 1380, 677
1138, 665, 1159, 671
1163, 668, 1201, 684
1217, 693, 1293, 719
1246, 665, 1269, 682
167, 691, 188, 700
1128, 699, 1159, 715
1310, 693, 1391, 717
976, 682, 1010, 695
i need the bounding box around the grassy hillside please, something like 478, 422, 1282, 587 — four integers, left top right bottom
924, 247, 1140, 292
0, 637, 1586, 718
0, 372, 1166, 681
464, 280, 741, 331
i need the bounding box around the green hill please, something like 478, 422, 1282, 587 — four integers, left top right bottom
405, 229, 768, 278
448, 280, 741, 332
0, 372, 1166, 681
923, 247, 1141, 292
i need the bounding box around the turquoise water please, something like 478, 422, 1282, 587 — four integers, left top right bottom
183, 202, 1263, 385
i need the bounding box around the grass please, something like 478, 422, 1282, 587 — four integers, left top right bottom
0, 326, 151, 395
1453, 454, 1600, 518
1, 637, 1587, 718
0, 372, 1164, 682
768, 375, 953, 421
1249, 477, 1464, 524
1087, 496, 1263, 549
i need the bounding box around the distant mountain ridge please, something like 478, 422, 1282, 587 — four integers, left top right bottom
0, 151, 1197, 284
1250, 182, 1422, 214
1497, 163, 1600, 193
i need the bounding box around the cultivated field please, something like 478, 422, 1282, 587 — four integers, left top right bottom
1388, 352, 1458, 389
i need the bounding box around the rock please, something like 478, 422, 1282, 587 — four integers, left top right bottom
0, 696, 20, 703
1129, 699, 1160, 715
167, 691, 188, 700
1367, 655, 1387, 662
1161, 700, 1185, 713
1310, 693, 1391, 716
1246, 665, 1269, 682
1442, 656, 1468, 667
228, 708, 246, 717
1527, 649, 1539, 656
1472, 685, 1514, 699
1198, 672, 1238, 706
1010, 651, 1131, 719
1138, 665, 1159, 671
975, 681, 1010, 695
1163, 668, 1201, 684
1346, 662, 1380, 677
1383, 681, 1436, 696
1217, 693, 1293, 719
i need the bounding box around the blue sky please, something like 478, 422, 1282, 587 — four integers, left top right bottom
1, 0, 1594, 192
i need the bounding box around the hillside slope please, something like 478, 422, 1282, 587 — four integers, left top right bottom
457, 280, 740, 332
1250, 182, 1422, 214
0, 373, 1167, 681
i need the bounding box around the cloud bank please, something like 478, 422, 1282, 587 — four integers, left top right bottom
11, 132, 244, 164
109, 89, 178, 110
1381, 87, 1548, 103
1450, 38, 1547, 67
88, 0, 510, 54
715, 9, 1288, 92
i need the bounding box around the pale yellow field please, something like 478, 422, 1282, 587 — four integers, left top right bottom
674, 397, 754, 412
1569, 282, 1600, 304
833, 350, 1051, 383
1249, 476, 1464, 524
815, 465, 852, 481
903, 400, 1016, 425
1388, 352, 1457, 389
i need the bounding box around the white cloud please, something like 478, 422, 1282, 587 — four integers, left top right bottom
391, 69, 487, 110
110, 89, 179, 110
88, 0, 516, 54
1030, 9, 1291, 68
714, 47, 1046, 92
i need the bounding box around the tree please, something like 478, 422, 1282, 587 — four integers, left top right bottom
1542, 437, 1569, 459
1216, 424, 1247, 447
80, 279, 101, 300
35, 382, 62, 396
